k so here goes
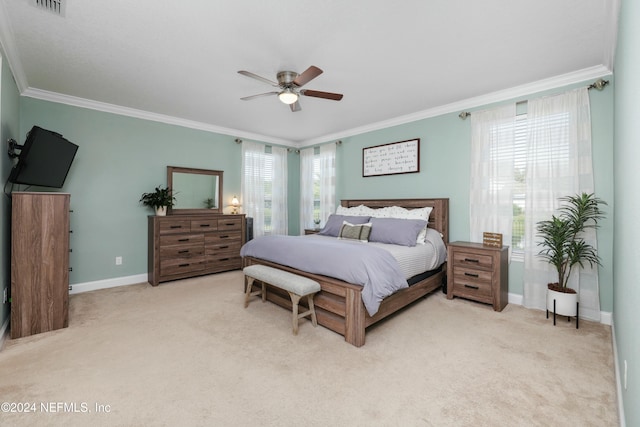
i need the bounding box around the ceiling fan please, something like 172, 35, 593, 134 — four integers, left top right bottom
238, 65, 343, 112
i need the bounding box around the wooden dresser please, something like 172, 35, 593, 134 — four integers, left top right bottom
446, 241, 509, 312
148, 214, 246, 286
11, 192, 71, 338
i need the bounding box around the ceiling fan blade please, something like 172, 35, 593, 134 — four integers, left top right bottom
290, 101, 301, 112
238, 70, 279, 87
300, 89, 343, 101
240, 91, 278, 101
293, 66, 323, 87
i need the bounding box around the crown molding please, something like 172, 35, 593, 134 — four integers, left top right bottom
17, 64, 612, 150
20, 87, 298, 147
0, 1, 28, 92
300, 65, 613, 147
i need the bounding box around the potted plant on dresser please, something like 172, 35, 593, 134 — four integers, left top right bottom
536, 192, 607, 324
139, 185, 176, 216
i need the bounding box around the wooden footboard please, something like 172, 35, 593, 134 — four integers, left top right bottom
243, 257, 445, 347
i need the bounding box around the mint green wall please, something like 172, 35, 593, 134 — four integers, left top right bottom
613, 0, 639, 425
17, 76, 615, 315
334, 79, 615, 312
18, 97, 293, 285
0, 50, 20, 329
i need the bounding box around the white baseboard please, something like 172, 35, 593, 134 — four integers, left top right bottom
69, 273, 149, 295
508, 292, 612, 325
611, 320, 626, 427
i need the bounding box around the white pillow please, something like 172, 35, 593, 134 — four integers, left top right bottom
336, 204, 375, 217
336, 205, 433, 244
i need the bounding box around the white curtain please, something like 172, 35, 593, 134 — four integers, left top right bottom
299, 147, 315, 232
270, 145, 288, 235
241, 141, 288, 237
299, 144, 336, 233
469, 104, 516, 258
522, 88, 600, 320
318, 143, 336, 225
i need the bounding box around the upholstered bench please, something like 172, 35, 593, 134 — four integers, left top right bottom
243, 264, 321, 335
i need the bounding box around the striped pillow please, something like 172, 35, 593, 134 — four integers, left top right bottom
338, 221, 372, 242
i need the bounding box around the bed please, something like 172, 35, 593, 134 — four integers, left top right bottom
241, 198, 449, 347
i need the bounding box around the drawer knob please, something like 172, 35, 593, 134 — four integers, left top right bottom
199, 224, 211, 227
178, 238, 189, 242
179, 263, 190, 267
220, 235, 229, 239
464, 284, 479, 290
464, 272, 479, 278
170, 225, 182, 229
178, 250, 189, 254
220, 245, 229, 249
464, 258, 479, 263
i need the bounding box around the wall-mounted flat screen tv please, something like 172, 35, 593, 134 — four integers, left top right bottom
8, 126, 79, 189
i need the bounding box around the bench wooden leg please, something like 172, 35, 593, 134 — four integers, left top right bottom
290, 292, 302, 335
244, 277, 266, 308
307, 294, 318, 327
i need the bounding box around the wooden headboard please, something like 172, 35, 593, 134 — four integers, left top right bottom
340, 198, 449, 243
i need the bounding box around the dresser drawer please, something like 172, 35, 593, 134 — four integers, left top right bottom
207, 256, 242, 272
160, 234, 204, 246
206, 241, 242, 256
218, 218, 242, 231
159, 220, 191, 235
452, 251, 493, 270
191, 219, 218, 232
160, 243, 204, 259
160, 257, 206, 276
205, 230, 242, 244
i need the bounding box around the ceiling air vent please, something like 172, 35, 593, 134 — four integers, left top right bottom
30, 0, 66, 17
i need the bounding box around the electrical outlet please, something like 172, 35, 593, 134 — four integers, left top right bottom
624, 360, 628, 390
115, 256, 122, 265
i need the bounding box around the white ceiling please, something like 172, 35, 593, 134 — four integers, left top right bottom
0, 0, 617, 146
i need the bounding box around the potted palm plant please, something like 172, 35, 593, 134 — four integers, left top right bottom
536, 192, 606, 319
139, 185, 176, 216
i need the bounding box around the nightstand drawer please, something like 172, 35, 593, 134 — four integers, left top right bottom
452, 267, 493, 285
452, 251, 493, 270
452, 280, 492, 301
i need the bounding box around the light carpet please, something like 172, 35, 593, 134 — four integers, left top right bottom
0, 271, 619, 426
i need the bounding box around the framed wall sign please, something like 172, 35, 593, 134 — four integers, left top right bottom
362, 138, 420, 177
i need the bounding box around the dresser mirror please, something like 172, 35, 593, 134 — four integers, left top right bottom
167, 166, 223, 214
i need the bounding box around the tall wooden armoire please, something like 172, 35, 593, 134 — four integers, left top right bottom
10, 192, 70, 339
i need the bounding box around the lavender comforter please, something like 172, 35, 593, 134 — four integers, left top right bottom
240, 235, 408, 316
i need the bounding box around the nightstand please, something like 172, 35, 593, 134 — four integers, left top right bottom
304, 228, 321, 235
446, 241, 509, 311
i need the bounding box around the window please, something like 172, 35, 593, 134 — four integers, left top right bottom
242, 142, 288, 237
312, 156, 320, 222
300, 144, 335, 231
489, 112, 571, 258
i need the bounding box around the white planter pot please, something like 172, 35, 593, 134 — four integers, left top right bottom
155, 206, 167, 216
546, 288, 578, 317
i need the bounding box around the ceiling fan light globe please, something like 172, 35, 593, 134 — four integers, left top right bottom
278, 90, 298, 105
